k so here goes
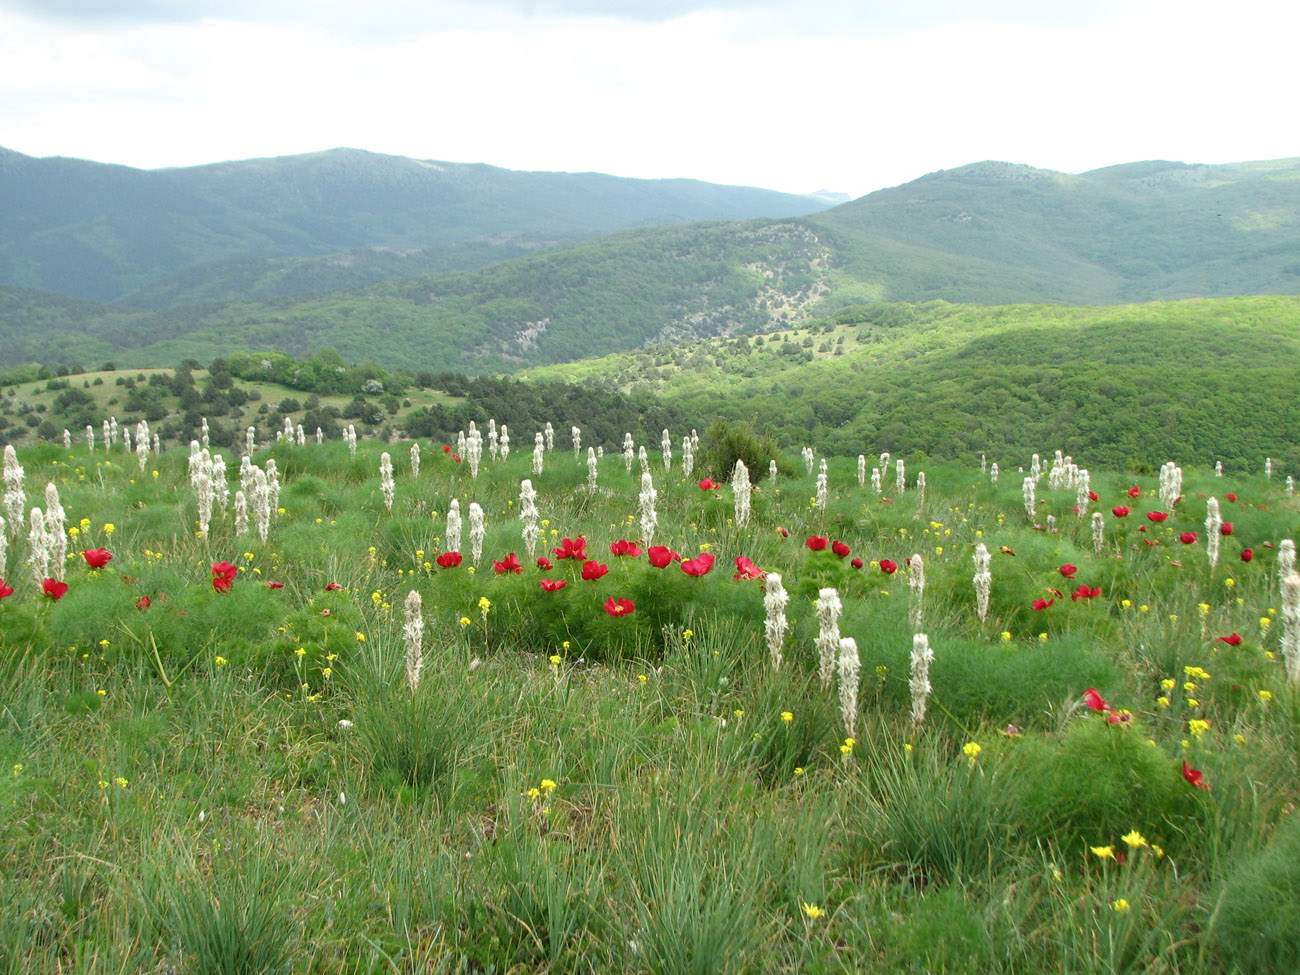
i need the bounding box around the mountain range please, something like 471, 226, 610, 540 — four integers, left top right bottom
1, 149, 1298, 374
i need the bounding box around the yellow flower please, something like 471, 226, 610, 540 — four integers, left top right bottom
1156, 696, 1170, 708
1187, 698, 1200, 707
526, 787, 541, 800
1121, 830, 1147, 849
733, 709, 745, 719
478, 596, 491, 615
1184, 682, 1196, 693
103, 523, 115, 535
1120, 598, 1132, 608
1224, 577, 1235, 587
1169, 614, 1179, 623
1113, 898, 1130, 913
1139, 604, 1149, 613
1000, 631, 1012, 642
114, 777, 128, 788
294, 647, 306, 657
80, 517, 91, 529
355, 632, 366, 642
96, 689, 106, 697
12, 764, 22, 776
963, 741, 982, 763
1161, 678, 1175, 691
1188, 719, 1210, 738
214, 656, 227, 667
903, 743, 913, 753
781, 711, 794, 723
1091, 845, 1115, 860
321, 667, 332, 678
549, 654, 562, 666
1151, 844, 1164, 858
682, 629, 694, 641
1260, 617, 1272, 629
793, 766, 804, 775
99, 638, 109, 648
1234, 734, 1246, 745
539, 778, 557, 793
1197, 602, 1210, 616
68, 526, 80, 537
636, 674, 648, 683
1259, 689, 1274, 703
801, 903, 824, 920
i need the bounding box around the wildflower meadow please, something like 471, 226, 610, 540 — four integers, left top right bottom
1, 427, 1298, 974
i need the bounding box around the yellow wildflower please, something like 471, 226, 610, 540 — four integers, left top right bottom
1091, 845, 1115, 860
1121, 830, 1147, 849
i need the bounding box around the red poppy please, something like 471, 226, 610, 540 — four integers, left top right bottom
1082, 688, 1109, 712
1225, 492, 1237, 503
83, 548, 113, 569
698, 478, 719, 490
850, 558, 863, 569
1071, 584, 1102, 601
610, 539, 642, 557
211, 561, 238, 593
553, 536, 588, 560
604, 596, 635, 617
733, 556, 764, 581
1220, 522, 1233, 536
436, 551, 463, 568
1032, 597, 1056, 610
806, 535, 828, 551
680, 553, 716, 577
1128, 486, 1141, 498
580, 560, 609, 581
1112, 505, 1131, 517
879, 559, 898, 575
1088, 490, 1099, 502
442, 444, 451, 453
540, 578, 567, 592
647, 545, 679, 568
1179, 532, 1198, 545
1147, 511, 1169, 523
776, 526, 789, 537
43, 578, 69, 601
493, 552, 523, 574
451, 453, 462, 463
324, 581, 343, 591
1241, 548, 1254, 562
1216, 633, 1243, 646
1059, 564, 1078, 578
0, 578, 13, 599
1182, 760, 1210, 790
135, 594, 151, 611
537, 556, 554, 570
831, 540, 851, 558
267, 581, 285, 589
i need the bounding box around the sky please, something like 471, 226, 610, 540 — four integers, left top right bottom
1, 0, 1296, 199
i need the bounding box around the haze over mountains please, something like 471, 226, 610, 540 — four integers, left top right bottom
1, 148, 1298, 373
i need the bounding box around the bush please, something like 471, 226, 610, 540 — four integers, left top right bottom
1207, 814, 1300, 974
697, 419, 788, 482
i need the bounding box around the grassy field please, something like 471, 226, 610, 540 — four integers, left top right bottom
1, 429, 1298, 973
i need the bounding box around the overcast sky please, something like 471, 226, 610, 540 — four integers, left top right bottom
1, 0, 1295, 198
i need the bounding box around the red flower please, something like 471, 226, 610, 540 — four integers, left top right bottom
0, 578, 14, 599
537, 556, 554, 570
879, 559, 898, 575
211, 561, 238, 593
610, 539, 642, 557
493, 552, 523, 574
1032, 597, 1056, 611
580, 560, 609, 581
1082, 688, 1109, 712
540, 578, 567, 591
1059, 563, 1078, 578
1088, 490, 1099, 502
647, 545, 679, 568
1225, 492, 1237, 503
1128, 485, 1141, 498
1182, 760, 1210, 790
82, 548, 113, 569
553, 536, 588, 560
733, 556, 764, 581
806, 535, 829, 551
1179, 532, 1198, 545
436, 551, 463, 568
451, 453, 462, 463
698, 478, 719, 490
604, 596, 635, 617
680, 552, 716, 577
1147, 511, 1169, 523
267, 581, 284, 589
1216, 633, 1243, 646
850, 558, 863, 569
831, 540, 851, 558
135, 594, 151, 611
442, 444, 452, 453
43, 578, 69, 601
324, 581, 343, 591
1111, 505, 1131, 517
1241, 548, 1254, 562
1071, 584, 1102, 601
1220, 522, 1233, 536
775, 526, 789, 538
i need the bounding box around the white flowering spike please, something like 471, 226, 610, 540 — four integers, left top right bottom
0, 516, 6, 578
380, 452, 395, 511
1205, 497, 1222, 569
469, 502, 485, 566
295, 424, 305, 447
587, 447, 598, 494
661, 429, 672, 472
1266, 457, 1273, 479
857, 455, 866, 487
1046, 514, 1056, 533
27, 507, 49, 585
499, 425, 510, 460
733, 460, 751, 527
682, 437, 694, 479
1075, 469, 1090, 518
908, 553, 925, 629
43, 484, 66, 581
466, 426, 483, 479
102, 420, 111, 450
456, 430, 467, 457
283, 416, 293, 442
109, 416, 117, 446
1030, 453, 1041, 479
981, 454, 986, 475
815, 587, 843, 690
519, 479, 540, 559
1282, 572, 1300, 685
122, 428, 131, 454
910, 633, 934, 729
3, 445, 25, 538
638, 471, 657, 545
691, 429, 699, 451
973, 543, 991, 624
838, 637, 861, 739
446, 499, 462, 555
200, 417, 209, 449
879, 451, 890, 474
488, 419, 498, 461
210, 454, 229, 511
990, 462, 999, 486
265, 459, 280, 517
1023, 476, 1036, 520
62, 429, 71, 450
1215, 460, 1223, 477
195, 471, 213, 538
246, 426, 256, 455
403, 590, 424, 692
916, 471, 926, 510
623, 433, 634, 473
252, 467, 271, 544
1159, 462, 1183, 510
638, 445, 648, 475
315, 428, 323, 444
763, 572, 788, 671
816, 460, 828, 512
1286, 475, 1294, 497
769, 459, 778, 484
802, 446, 815, 475
1279, 539, 1296, 587
871, 467, 882, 494
896, 458, 906, 494
233, 490, 249, 537
544, 422, 554, 452
347, 424, 357, 455
571, 426, 581, 458
85, 425, 94, 452
409, 442, 420, 478
1092, 512, 1105, 554
153, 433, 161, 454
532, 432, 544, 476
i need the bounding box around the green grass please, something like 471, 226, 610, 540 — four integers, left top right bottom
0, 429, 1297, 972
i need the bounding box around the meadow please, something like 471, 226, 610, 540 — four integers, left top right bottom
1, 426, 1298, 974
